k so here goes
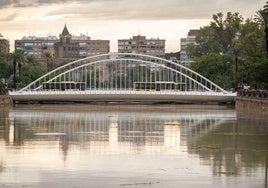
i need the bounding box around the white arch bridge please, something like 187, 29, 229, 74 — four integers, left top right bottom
9, 53, 236, 103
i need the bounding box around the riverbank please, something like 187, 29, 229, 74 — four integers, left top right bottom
0, 95, 11, 106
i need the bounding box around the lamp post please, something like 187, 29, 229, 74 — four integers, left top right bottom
264, 3, 268, 55
235, 32, 241, 91
226, 61, 230, 90
235, 55, 238, 90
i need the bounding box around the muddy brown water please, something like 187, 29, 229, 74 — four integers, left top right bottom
0, 104, 267, 188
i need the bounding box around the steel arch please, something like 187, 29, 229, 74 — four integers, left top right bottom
19, 53, 230, 94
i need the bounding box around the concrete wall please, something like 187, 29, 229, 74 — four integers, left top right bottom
236, 97, 268, 119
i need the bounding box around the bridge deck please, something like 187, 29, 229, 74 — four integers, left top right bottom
9, 90, 236, 104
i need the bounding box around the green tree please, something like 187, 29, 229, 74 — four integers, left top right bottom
17, 50, 26, 75
165, 52, 180, 60
190, 53, 234, 89
9, 50, 26, 90
17, 56, 45, 88
189, 10, 268, 89
0, 52, 10, 90
42, 50, 53, 72
0, 52, 10, 79
236, 19, 267, 88
255, 2, 268, 55
188, 12, 243, 58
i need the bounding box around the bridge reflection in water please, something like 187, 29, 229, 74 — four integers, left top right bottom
5, 105, 236, 156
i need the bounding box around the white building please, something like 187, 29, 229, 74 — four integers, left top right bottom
180, 29, 200, 66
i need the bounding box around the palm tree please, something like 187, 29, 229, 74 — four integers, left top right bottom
42, 50, 53, 72
16, 50, 26, 75
9, 52, 18, 90
256, 2, 268, 55
9, 50, 26, 90
0, 34, 3, 53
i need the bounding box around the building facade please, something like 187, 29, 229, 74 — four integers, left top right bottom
54, 24, 110, 60
54, 25, 79, 60
0, 38, 10, 54
118, 35, 165, 58
180, 29, 200, 66
72, 36, 110, 58
15, 35, 58, 59
15, 24, 110, 62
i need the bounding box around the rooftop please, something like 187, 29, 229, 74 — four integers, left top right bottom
61, 24, 70, 36
187, 29, 200, 37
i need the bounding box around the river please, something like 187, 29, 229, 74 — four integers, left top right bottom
0, 104, 267, 188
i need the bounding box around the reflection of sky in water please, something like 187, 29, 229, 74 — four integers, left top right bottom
0, 105, 267, 188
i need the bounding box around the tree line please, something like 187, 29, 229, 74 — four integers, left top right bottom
188, 3, 268, 90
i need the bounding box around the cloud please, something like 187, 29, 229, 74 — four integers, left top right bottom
0, 0, 264, 20
0, 0, 108, 8
0, 0, 15, 8
44, 0, 262, 20
0, 12, 17, 21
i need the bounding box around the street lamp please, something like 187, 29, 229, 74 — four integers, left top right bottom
225, 61, 230, 90
235, 55, 238, 90
264, 3, 268, 55
235, 32, 241, 91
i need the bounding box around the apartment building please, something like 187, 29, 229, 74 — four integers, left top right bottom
72, 36, 110, 58
118, 35, 165, 58
15, 24, 110, 62
180, 29, 200, 66
54, 24, 110, 60
15, 35, 58, 59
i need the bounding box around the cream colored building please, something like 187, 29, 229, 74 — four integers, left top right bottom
15, 35, 58, 59
180, 29, 200, 66
118, 35, 165, 58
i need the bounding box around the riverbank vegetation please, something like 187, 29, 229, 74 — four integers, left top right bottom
188, 3, 268, 90
0, 51, 46, 91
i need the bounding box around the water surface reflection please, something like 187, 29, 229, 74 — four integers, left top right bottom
0, 104, 267, 188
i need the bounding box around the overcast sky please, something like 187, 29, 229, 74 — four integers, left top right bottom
0, 0, 265, 52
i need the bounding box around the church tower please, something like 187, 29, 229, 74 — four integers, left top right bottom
60, 24, 72, 44
54, 24, 79, 59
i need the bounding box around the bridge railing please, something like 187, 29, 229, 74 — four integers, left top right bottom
237, 89, 268, 99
